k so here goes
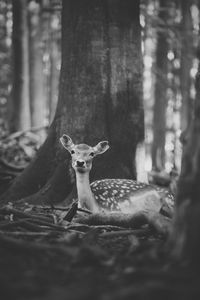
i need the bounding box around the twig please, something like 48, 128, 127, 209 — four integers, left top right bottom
0, 219, 52, 232
77, 207, 92, 214
0, 207, 54, 223
44, 205, 92, 214
64, 201, 78, 222
29, 218, 68, 231
99, 228, 151, 238
0, 231, 52, 236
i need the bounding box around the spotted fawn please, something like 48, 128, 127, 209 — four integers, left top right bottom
60, 135, 174, 213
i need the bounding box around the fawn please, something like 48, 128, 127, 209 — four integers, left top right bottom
60, 135, 174, 214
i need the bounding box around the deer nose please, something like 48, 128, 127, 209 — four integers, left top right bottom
77, 160, 85, 167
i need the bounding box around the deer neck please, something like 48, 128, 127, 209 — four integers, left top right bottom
75, 171, 99, 213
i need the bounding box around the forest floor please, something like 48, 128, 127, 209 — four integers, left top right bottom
0, 130, 200, 300
0, 215, 199, 300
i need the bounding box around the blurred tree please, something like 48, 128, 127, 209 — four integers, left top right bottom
0, 0, 12, 127
41, 0, 61, 124
151, 0, 169, 171
1, 0, 144, 205
180, 0, 193, 132
10, 0, 31, 132
49, 12, 60, 123
28, 0, 45, 135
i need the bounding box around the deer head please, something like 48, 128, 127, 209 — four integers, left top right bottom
60, 134, 109, 174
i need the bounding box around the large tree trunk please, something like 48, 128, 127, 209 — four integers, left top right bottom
28, 0, 45, 138
1, 0, 144, 206
10, 0, 31, 132
151, 0, 169, 171
180, 0, 193, 132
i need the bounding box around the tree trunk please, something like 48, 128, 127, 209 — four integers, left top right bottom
10, 0, 31, 132
28, 0, 45, 138
49, 14, 60, 123
151, 0, 169, 171
169, 63, 200, 267
1, 0, 144, 205
180, 0, 193, 132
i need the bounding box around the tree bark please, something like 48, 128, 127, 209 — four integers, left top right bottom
10, 0, 31, 132
151, 0, 169, 171
1, 0, 144, 205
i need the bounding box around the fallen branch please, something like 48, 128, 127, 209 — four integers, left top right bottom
0, 219, 60, 232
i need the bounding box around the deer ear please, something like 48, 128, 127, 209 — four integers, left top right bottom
60, 134, 74, 150
94, 141, 110, 155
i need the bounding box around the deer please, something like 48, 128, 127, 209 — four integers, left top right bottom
60, 134, 174, 215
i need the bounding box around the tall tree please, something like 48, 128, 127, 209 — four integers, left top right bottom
49, 13, 60, 123
1, 0, 144, 205
169, 3, 200, 264
28, 0, 45, 136
10, 0, 31, 132
180, 0, 193, 132
0, 0, 12, 125
151, 0, 169, 171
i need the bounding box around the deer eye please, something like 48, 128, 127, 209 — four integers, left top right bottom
90, 152, 94, 157
71, 150, 75, 155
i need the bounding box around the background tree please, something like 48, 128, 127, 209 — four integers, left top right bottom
28, 0, 45, 137
48, 11, 60, 122
10, 0, 31, 132
151, 0, 169, 171
0, 0, 144, 205
0, 0, 12, 128
180, 0, 194, 132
